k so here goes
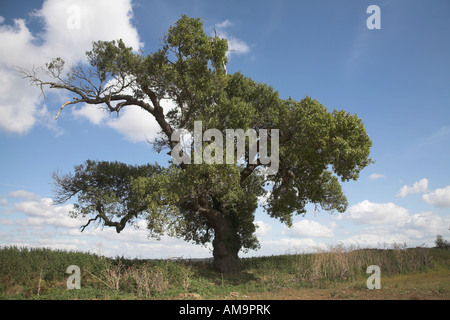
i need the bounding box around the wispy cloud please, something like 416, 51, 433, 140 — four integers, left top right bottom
369, 173, 386, 180
215, 19, 233, 29
213, 19, 250, 56
343, 25, 372, 78
418, 125, 450, 147
9, 190, 40, 201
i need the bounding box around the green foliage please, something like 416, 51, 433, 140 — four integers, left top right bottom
265, 97, 372, 226
0, 246, 109, 297
45, 57, 65, 78
53, 160, 162, 232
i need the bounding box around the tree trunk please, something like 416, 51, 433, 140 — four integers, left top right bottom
212, 227, 241, 274
208, 210, 241, 274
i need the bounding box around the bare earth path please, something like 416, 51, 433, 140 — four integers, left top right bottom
220, 268, 450, 300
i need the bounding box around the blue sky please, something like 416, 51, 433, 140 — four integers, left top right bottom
0, 0, 449, 259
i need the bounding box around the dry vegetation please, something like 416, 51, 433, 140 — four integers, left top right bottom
0, 243, 448, 300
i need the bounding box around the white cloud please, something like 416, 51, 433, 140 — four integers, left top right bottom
7, 191, 84, 229
72, 95, 177, 143
9, 190, 40, 201
260, 238, 328, 254
422, 186, 450, 208
106, 107, 160, 143
215, 19, 233, 29
337, 197, 449, 247
283, 220, 336, 238
36, 104, 64, 136
338, 232, 408, 248
33, 0, 142, 63
369, 173, 386, 180
72, 104, 108, 125
254, 220, 272, 238
0, 70, 42, 134
13, 196, 85, 229
396, 178, 429, 198
35, 238, 90, 251
338, 210, 448, 248
226, 36, 251, 55
214, 19, 250, 56
405, 211, 447, 236
340, 200, 410, 225
0, 0, 141, 135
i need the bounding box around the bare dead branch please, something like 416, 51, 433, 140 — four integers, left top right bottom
55, 99, 87, 120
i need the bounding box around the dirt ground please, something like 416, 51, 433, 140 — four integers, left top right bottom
244, 286, 447, 300
228, 269, 450, 300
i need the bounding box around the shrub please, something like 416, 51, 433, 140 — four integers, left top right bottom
435, 234, 450, 249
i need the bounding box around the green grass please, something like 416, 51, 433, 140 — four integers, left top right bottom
0, 244, 448, 300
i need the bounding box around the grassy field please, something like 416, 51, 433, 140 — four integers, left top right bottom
0, 244, 448, 300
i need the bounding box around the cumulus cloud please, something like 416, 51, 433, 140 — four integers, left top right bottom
337, 198, 449, 247
33, 0, 141, 63
340, 200, 410, 225
338, 210, 448, 248
72, 98, 177, 143
12, 194, 86, 229
404, 211, 447, 237
396, 178, 429, 198
422, 186, 450, 208
283, 220, 336, 238
0, 67, 42, 134
0, 0, 141, 135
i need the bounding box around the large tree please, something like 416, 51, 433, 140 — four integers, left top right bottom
19, 16, 373, 273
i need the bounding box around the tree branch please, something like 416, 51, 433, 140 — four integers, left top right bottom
55, 99, 87, 120
80, 205, 135, 234
240, 159, 261, 185
80, 214, 101, 232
